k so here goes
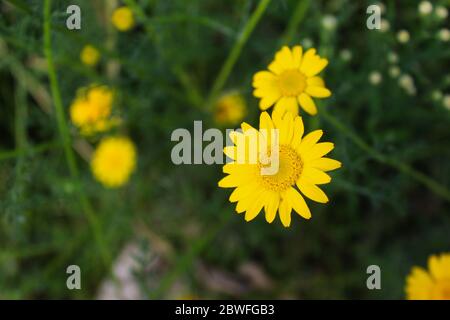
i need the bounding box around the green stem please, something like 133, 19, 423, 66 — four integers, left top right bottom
148, 14, 235, 38
319, 106, 450, 202
279, 0, 311, 46
1, 42, 53, 114
43, 2, 77, 178
124, 0, 204, 108
206, 0, 272, 109
43, 0, 111, 267
4, 0, 32, 14
0, 141, 59, 161
14, 83, 28, 156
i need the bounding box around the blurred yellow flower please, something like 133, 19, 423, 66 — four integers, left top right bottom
252, 46, 331, 117
213, 92, 246, 126
70, 85, 120, 136
218, 111, 341, 227
406, 253, 450, 300
80, 45, 100, 67
111, 6, 135, 32
91, 137, 137, 188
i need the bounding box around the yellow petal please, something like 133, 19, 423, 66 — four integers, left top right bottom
229, 131, 244, 145
406, 267, 434, 300
236, 192, 257, 213
436, 254, 450, 276
291, 116, 304, 150
298, 93, 317, 115
244, 192, 266, 222
310, 157, 342, 171
297, 129, 323, 154
301, 166, 331, 185
272, 98, 287, 119
275, 46, 295, 68
223, 146, 237, 160
307, 76, 325, 87
300, 48, 328, 77
279, 111, 294, 144
223, 162, 240, 174
286, 187, 311, 219
291, 45, 303, 68
305, 86, 331, 98
264, 192, 280, 223
299, 48, 316, 73
229, 187, 243, 202
279, 197, 292, 227
303, 142, 334, 161
286, 98, 299, 116
218, 174, 244, 188
259, 91, 281, 110
268, 46, 299, 74
253, 71, 277, 88
259, 111, 274, 131
223, 163, 253, 175
229, 182, 258, 202
241, 122, 255, 132
296, 178, 329, 203
259, 112, 275, 147
276, 96, 298, 116
253, 88, 269, 98
268, 60, 284, 75
428, 255, 448, 280
235, 188, 265, 213
304, 58, 328, 77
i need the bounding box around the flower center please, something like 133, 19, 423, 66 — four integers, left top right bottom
258, 145, 303, 192
278, 69, 307, 96
432, 280, 450, 300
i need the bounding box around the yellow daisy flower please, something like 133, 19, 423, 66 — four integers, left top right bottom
91, 136, 137, 188
218, 111, 341, 227
70, 85, 120, 136
253, 45, 331, 117
111, 6, 135, 32
406, 253, 450, 300
213, 91, 247, 126
80, 44, 100, 67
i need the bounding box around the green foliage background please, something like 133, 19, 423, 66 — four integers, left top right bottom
0, 0, 449, 299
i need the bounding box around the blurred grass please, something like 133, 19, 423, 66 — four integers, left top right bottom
0, 0, 449, 299
43, 0, 111, 269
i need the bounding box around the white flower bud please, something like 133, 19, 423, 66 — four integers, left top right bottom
418, 1, 433, 15
322, 15, 337, 31
369, 71, 382, 85
397, 30, 410, 43
435, 6, 448, 19
389, 66, 400, 78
